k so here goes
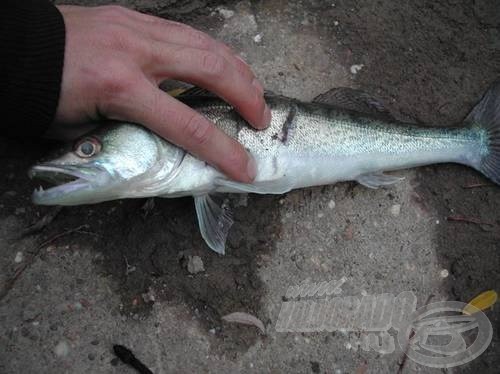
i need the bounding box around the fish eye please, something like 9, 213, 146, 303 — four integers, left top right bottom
74, 137, 101, 158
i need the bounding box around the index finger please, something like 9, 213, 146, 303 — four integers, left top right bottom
148, 44, 270, 129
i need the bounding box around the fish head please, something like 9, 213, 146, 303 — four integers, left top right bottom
29, 123, 184, 205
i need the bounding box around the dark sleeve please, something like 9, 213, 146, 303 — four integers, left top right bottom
0, 0, 66, 137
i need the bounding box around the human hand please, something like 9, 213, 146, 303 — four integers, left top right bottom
55, 5, 270, 182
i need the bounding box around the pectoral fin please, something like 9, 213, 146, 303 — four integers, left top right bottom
194, 194, 233, 255
356, 172, 404, 189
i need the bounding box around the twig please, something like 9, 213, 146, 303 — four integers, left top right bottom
0, 225, 91, 302
446, 215, 494, 226
124, 255, 137, 276
18, 207, 63, 238
397, 294, 434, 374
462, 183, 493, 189
113, 345, 153, 374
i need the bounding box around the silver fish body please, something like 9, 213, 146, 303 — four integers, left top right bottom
29, 84, 500, 253
170, 96, 485, 196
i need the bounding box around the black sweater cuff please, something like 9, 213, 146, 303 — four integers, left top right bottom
1, 0, 66, 137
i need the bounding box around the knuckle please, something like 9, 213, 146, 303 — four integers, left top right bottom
199, 51, 225, 78
186, 28, 212, 49
182, 114, 213, 146
149, 40, 173, 66
97, 65, 138, 113
99, 5, 128, 18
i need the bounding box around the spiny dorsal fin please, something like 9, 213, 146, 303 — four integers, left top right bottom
176, 86, 218, 98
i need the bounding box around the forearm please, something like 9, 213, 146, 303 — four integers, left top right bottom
0, 0, 65, 137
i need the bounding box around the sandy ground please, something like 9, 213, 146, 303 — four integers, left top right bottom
1, 1, 500, 373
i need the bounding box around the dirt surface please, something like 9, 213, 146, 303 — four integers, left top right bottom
1, 1, 500, 373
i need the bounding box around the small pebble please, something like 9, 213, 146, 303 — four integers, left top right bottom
73, 302, 83, 310
15, 207, 26, 215
390, 204, 401, 217
91, 339, 99, 346
350, 64, 364, 74
142, 288, 156, 303
187, 256, 205, 274
253, 34, 263, 43
217, 7, 234, 19
14, 252, 23, 263
440, 269, 449, 278
328, 200, 336, 209
54, 341, 70, 357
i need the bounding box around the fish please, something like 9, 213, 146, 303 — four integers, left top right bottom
29, 82, 500, 254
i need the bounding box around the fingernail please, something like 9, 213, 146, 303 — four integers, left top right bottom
252, 78, 264, 96
262, 104, 272, 127
236, 55, 249, 65
246, 152, 257, 181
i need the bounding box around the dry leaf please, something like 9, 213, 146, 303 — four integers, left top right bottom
222, 312, 266, 334
463, 290, 498, 315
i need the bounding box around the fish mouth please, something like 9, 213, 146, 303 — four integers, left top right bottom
28, 164, 107, 205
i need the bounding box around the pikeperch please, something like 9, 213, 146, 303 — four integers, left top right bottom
29, 83, 500, 253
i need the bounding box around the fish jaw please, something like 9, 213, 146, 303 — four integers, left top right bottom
29, 164, 115, 205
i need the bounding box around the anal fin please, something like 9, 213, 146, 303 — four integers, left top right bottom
356, 172, 404, 189
194, 194, 233, 255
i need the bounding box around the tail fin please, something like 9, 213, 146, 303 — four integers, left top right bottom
466, 81, 500, 185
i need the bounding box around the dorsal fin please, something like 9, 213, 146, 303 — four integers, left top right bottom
313, 87, 394, 120
176, 86, 218, 98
